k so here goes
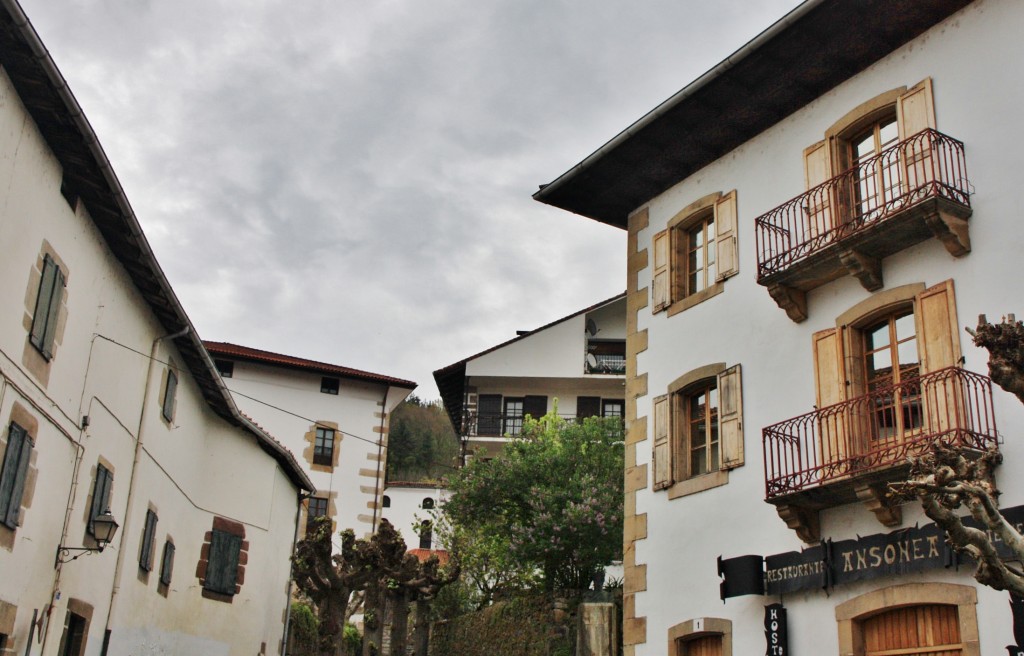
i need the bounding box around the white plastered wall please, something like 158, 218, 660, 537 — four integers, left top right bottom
631, 1, 1024, 653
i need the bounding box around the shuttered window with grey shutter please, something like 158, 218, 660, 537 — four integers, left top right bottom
161, 370, 177, 422
523, 396, 548, 421
139, 510, 158, 571
160, 541, 175, 586
0, 423, 33, 528
576, 397, 600, 419
205, 529, 242, 595
29, 255, 64, 360
477, 395, 502, 436
89, 465, 113, 536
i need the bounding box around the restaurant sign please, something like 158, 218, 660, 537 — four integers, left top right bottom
721, 504, 1024, 598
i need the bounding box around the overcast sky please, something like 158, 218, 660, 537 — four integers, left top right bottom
22, 0, 800, 400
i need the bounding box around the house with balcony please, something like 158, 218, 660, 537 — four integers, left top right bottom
0, 3, 315, 655
535, 1, 1024, 654
203, 342, 416, 540
433, 293, 626, 461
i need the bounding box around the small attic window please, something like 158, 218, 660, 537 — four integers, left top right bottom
321, 377, 340, 395
215, 360, 234, 378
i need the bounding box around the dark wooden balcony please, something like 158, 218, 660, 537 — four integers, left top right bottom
755, 129, 972, 322
762, 367, 997, 542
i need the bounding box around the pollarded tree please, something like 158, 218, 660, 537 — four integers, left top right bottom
892, 314, 1024, 596
443, 408, 624, 591
292, 519, 375, 656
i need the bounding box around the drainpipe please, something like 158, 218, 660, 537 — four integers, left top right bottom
102, 325, 189, 642
281, 490, 310, 656
371, 386, 390, 533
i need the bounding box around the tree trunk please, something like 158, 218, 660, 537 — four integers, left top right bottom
389, 591, 410, 656
362, 583, 384, 656
412, 598, 430, 656
317, 592, 350, 656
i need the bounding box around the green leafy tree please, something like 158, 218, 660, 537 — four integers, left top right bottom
443, 408, 624, 591
387, 396, 459, 482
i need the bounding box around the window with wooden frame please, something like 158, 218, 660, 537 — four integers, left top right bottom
214, 359, 234, 378
805, 79, 937, 238
601, 399, 624, 419
313, 427, 335, 466
57, 611, 87, 656
0, 422, 33, 529
813, 280, 960, 465
306, 496, 329, 534
320, 376, 340, 395
503, 398, 524, 436
652, 191, 738, 314
89, 464, 113, 538
653, 365, 743, 495
139, 509, 158, 572
29, 254, 65, 361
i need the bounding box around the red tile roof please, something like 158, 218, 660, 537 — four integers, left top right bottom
408, 548, 450, 565
204, 341, 417, 389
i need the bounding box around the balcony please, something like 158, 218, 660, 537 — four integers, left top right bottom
462, 412, 623, 438
762, 367, 998, 542
586, 340, 626, 375
756, 129, 972, 322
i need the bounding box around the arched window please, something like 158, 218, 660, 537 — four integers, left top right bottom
382, 495, 390, 508
418, 521, 432, 550
422, 497, 434, 510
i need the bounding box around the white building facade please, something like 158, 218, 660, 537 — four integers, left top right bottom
203, 342, 415, 541
434, 293, 627, 461
536, 1, 1024, 654
0, 2, 314, 656
380, 482, 449, 555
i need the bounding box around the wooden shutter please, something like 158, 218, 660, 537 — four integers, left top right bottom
140, 510, 157, 571
683, 635, 723, 656
718, 365, 744, 470
30, 255, 63, 359
896, 78, 936, 141
714, 191, 739, 281
813, 329, 849, 465
915, 280, 960, 374
897, 78, 937, 194
915, 280, 963, 436
523, 395, 547, 420
576, 396, 600, 419
862, 605, 960, 656
0, 423, 31, 527
162, 370, 177, 422
652, 230, 670, 312
90, 465, 113, 535
160, 542, 175, 585
206, 529, 242, 595
803, 140, 834, 240
652, 395, 672, 490
477, 394, 502, 436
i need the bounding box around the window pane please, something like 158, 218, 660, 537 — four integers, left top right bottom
894, 313, 915, 341
897, 340, 918, 368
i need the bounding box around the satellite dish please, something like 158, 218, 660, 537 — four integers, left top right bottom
586, 353, 599, 370
585, 318, 599, 337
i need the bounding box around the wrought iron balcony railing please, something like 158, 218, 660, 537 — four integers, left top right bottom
462, 412, 622, 438
755, 129, 971, 283
762, 367, 997, 500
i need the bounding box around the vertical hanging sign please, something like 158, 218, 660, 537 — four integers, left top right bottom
765, 603, 788, 656
1008, 593, 1024, 655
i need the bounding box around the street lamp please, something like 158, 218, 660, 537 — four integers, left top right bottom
55, 509, 120, 567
